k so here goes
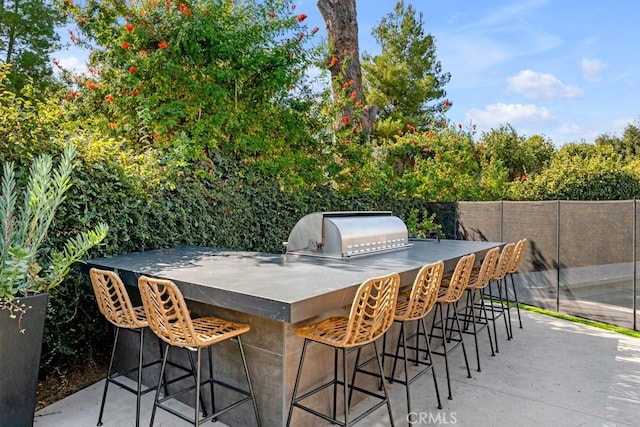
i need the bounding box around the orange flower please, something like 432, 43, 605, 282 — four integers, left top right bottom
407, 124, 415, 131
125, 23, 135, 31
435, 153, 441, 159
78, 18, 86, 25
297, 13, 308, 22
129, 65, 137, 73
158, 40, 168, 49
138, 50, 147, 56
104, 94, 114, 102
328, 56, 338, 68
350, 91, 357, 100
85, 80, 96, 90
109, 122, 118, 129
121, 42, 130, 49
398, 130, 404, 136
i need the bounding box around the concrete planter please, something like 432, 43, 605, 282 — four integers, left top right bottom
0, 293, 49, 427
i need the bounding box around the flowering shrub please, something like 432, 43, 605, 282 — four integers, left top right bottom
60, 0, 325, 186
374, 122, 509, 201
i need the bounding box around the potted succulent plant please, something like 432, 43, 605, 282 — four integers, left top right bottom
0, 144, 108, 427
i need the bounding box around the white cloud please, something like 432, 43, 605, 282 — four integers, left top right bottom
466, 102, 554, 128
507, 69, 583, 99
53, 55, 87, 75
581, 58, 607, 83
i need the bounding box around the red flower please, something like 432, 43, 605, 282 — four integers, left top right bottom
158, 40, 168, 49
129, 66, 137, 73
444, 99, 450, 108
269, 12, 275, 19
342, 116, 350, 126
398, 130, 404, 136
85, 80, 96, 90
132, 89, 140, 96
350, 91, 357, 100
125, 23, 135, 31
68, 91, 77, 98
297, 13, 308, 22
78, 18, 86, 25
312, 26, 319, 34
328, 56, 338, 68
179, 3, 192, 15
121, 42, 130, 49
458, 123, 462, 129
104, 94, 114, 103
407, 124, 415, 131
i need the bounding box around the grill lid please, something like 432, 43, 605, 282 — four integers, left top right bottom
286, 211, 410, 258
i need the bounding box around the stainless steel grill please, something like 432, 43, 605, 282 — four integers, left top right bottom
286, 211, 411, 259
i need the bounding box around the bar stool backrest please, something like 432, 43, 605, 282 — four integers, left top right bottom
491, 243, 516, 281
343, 272, 400, 347
508, 239, 527, 274
138, 276, 201, 348
439, 254, 475, 303
89, 268, 147, 329
468, 246, 500, 290
400, 261, 444, 322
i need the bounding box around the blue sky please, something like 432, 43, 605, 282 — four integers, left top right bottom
295, 0, 640, 146
55, 0, 640, 146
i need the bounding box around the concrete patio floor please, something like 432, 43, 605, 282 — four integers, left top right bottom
34, 310, 640, 426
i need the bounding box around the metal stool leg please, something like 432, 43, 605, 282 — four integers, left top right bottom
509, 273, 523, 329
373, 340, 395, 427
286, 339, 309, 426
420, 317, 442, 409
150, 345, 170, 427
237, 336, 261, 426
135, 328, 144, 427
97, 327, 119, 426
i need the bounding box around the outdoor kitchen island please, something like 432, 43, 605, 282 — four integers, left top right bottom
87, 238, 502, 426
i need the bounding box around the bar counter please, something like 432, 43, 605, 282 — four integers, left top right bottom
87, 239, 501, 426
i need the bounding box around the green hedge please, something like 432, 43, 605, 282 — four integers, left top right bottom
40, 138, 453, 374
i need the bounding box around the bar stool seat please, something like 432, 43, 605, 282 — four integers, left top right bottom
89, 268, 164, 427
287, 272, 400, 427
138, 275, 261, 427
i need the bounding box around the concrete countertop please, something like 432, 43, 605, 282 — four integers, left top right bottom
87, 239, 501, 323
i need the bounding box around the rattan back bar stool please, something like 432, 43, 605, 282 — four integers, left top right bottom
484, 243, 516, 350
286, 272, 400, 427
382, 261, 444, 415
428, 254, 475, 400
460, 246, 500, 372
89, 268, 164, 427
506, 238, 528, 330
138, 276, 261, 427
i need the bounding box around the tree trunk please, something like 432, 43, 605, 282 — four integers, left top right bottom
317, 0, 376, 139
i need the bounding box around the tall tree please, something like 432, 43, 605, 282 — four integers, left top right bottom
317, 0, 376, 139
0, 0, 65, 93
361, 0, 450, 138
